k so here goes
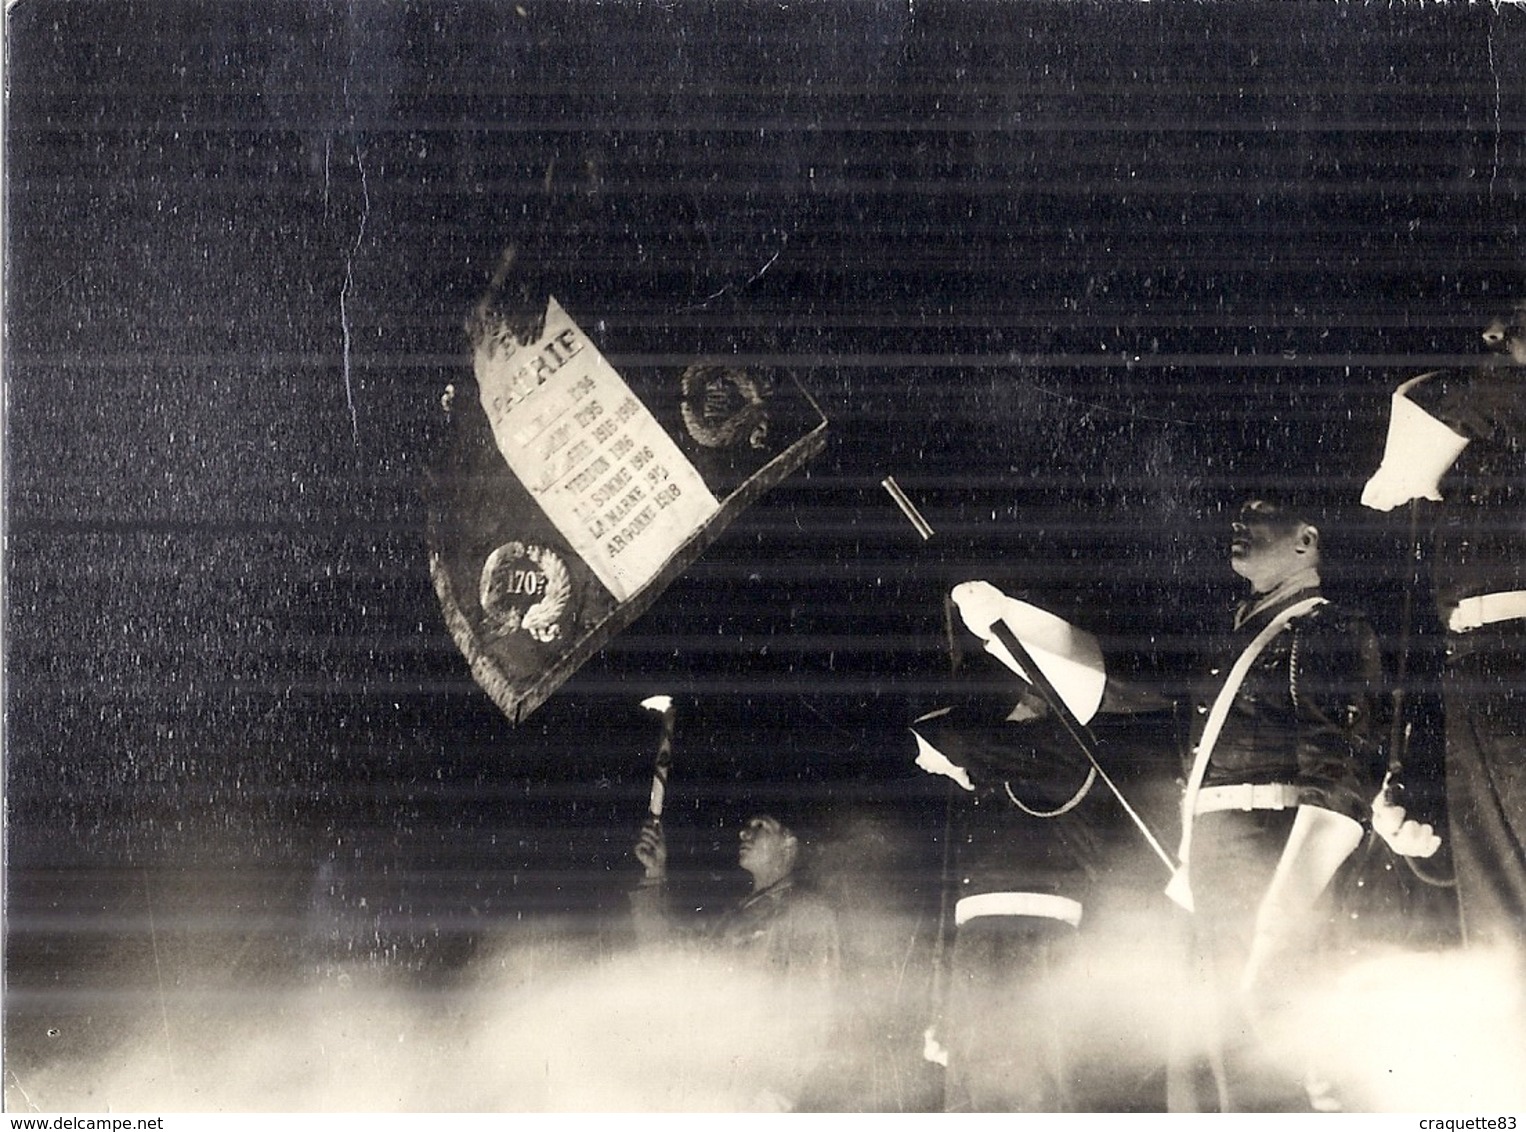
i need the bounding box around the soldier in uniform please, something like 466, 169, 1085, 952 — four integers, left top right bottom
1168, 495, 1388, 1111
946, 494, 1388, 1111
628, 807, 842, 1110
910, 688, 1110, 1111
1361, 299, 1526, 963
631, 810, 841, 978
911, 593, 1184, 1112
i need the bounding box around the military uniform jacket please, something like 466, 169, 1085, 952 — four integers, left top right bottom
1190, 587, 1386, 825
1407, 365, 1526, 615
629, 873, 841, 980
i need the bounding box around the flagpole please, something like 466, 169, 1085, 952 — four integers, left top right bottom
984, 619, 1180, 877
1387, 499, 1457, 890
877, 474, 1178, 879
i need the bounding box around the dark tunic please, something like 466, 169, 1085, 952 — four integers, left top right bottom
1407, 366, 1526, 616
912, 704, 1111, 1111
1190, 588, 1386, 824
1178, 588, 1386, 1112
1407, 365, 1526, 953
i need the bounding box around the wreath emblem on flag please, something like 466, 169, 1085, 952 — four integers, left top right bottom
478, 541, 572, 643
680, 364, 774, 450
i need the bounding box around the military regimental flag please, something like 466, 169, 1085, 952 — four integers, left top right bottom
426, 261, 828, 724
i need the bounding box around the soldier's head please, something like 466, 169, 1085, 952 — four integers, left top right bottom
737, 813, 800, 890
1229, 496, 1322, 594
1481, 299, 1526, 366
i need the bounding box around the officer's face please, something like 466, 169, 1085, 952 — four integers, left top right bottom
1481, 302, 1526, 366
1230, 500, 1316, 593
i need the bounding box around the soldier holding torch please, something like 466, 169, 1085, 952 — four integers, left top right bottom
625, 697, 841, 1110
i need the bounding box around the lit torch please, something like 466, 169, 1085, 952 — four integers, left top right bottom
640, 695, 676, 821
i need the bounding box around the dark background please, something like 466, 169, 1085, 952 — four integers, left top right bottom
4, 0, 1522, 1111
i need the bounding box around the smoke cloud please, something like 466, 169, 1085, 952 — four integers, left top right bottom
6, 936, 846, 1113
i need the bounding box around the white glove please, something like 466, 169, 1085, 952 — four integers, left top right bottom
949, 581, 1106, 724
1371, 778, 1442, 859
949, 580, 1011, 638
1361, 377, 1469, 512
910, 729, 974, 792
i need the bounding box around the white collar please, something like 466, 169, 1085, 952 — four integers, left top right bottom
1235, 566, 1322, 629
